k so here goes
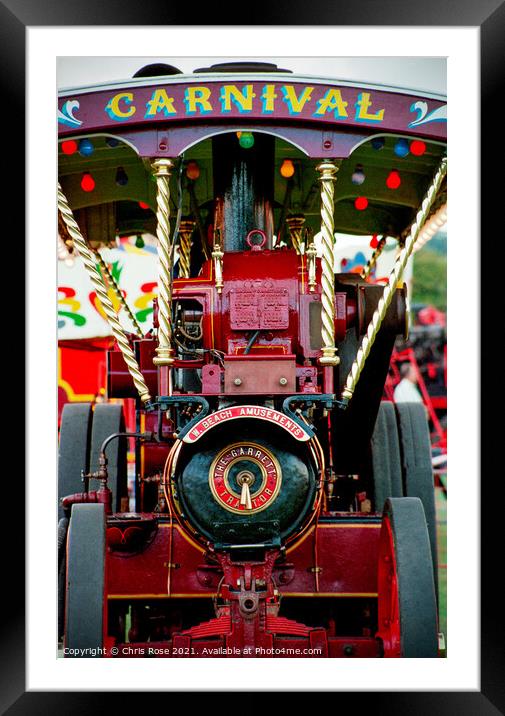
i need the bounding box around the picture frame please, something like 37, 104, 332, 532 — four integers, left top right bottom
3, 0, 498, 710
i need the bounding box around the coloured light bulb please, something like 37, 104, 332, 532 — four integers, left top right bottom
410, 140, 426, 156
186, 161, 200, 180
386, 170, 401, 189
351, 165, 366, 185
80, 172, 95, 192
239, 132, 254, 149
78, 138, 94, 157
280, 159, 295, 179
394, 139, 409, 158
61, 140, 78, 155
355, 196, 368, 211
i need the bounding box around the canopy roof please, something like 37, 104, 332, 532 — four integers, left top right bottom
58, 67, 446, 240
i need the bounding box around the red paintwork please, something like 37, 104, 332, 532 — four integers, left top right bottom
106, 516, 380, 598
376, 516, 401, 657
104, 517, 381, 658
62, 488, 112, 513
58, 338, 112, 422
107, 251, 358, 401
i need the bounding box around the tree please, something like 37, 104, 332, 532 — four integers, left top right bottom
411, 248, 447, 311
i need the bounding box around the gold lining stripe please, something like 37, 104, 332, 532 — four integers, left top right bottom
317, 523, 381, 529
281, 592, 378, 598
107, 592, 378, 600
108, 593, 215, 599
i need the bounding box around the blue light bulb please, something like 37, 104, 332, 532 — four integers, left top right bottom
78, 138, 94, 157
394, 138, 410, 158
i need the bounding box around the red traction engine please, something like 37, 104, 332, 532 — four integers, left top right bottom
58, 62, 446, 658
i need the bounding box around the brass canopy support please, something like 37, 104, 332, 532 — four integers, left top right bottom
57, 183, 151, 404
306, 241, 317, 293
341, 157, 448, 404
317, 160, 340, 366
212, 230, 224, 294
151, 158, 176, 367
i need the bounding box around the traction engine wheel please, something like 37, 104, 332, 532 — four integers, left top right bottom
65, 503, 106, 656
58, 403, 93, 520
395, 402, 438, 597
370, 401, 403, 510
58, 402, 127, 641
377, 497, 438, 657
57, 516, 69, 639
89, 403, 128, 512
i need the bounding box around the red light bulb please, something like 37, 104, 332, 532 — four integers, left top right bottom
80, 172, 95, 192
386, 170, 401, 189
138, 201, 149, 210
410, 140, 426, 156
61, 140, 78, 155
370, 234, 379, 248
186, 161, 200, 180
355, 196, 368, 211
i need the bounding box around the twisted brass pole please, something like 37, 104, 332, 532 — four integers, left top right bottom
317, 161, 340, 366
93, 248, 143, 337
57, 184, 152, 404
286, 214, 305, 255
341, 157, 447, 405
151, 158, 175, 366
178, 218, 195, 279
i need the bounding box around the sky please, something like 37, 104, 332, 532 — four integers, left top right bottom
57, 56, 446, 95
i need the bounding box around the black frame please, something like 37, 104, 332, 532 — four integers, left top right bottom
5, 0, 500, 711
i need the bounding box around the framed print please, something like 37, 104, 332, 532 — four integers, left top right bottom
1, 0, 500, 711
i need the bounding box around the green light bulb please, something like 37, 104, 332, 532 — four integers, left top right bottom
135, 235, 145, 248
239, 132, 254, 149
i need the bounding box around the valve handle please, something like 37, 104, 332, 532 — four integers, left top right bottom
245, 229, 267, 251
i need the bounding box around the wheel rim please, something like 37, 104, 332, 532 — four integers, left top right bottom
376, 515, 401, 657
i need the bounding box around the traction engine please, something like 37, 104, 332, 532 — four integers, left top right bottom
58, 62, 446, 658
